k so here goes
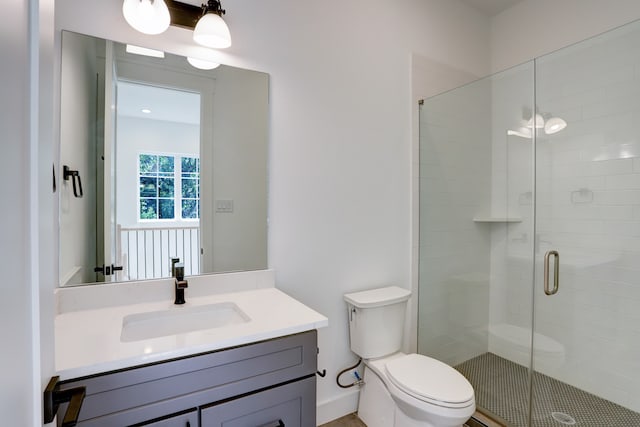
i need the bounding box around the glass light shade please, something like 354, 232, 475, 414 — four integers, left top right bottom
122, 0, 170, 35
526, 113, 545, 129
187, 57, 221, 70
544, 117, 567, 135
507, 128, 532, 139
193, 13, 232, 49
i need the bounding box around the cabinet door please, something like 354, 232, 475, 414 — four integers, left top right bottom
201, 377, 316, 427
133, 408, 198, 427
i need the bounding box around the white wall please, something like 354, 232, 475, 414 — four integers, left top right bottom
1, 0, 56, 425
491, 0, 640, 73
59, 31, 99, 285
210, 66, 268, 273
0, 1, 37, 424
238, 2, 491, 421
55, 0, 492, 422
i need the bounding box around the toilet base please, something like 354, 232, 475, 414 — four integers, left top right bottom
358, 365, 396, 427
358, 365, 468, 427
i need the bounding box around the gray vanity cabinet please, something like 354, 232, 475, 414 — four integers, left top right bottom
200, 376, 315, 426
57, 331, 317, 427
137, 409, 198, 426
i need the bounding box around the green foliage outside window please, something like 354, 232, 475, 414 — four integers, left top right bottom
138, 154, 199, 221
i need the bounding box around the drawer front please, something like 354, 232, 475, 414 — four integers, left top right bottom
58, 331, 317, 426
200, 376, 316, 427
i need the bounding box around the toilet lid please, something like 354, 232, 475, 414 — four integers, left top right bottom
385, 354, 474, 406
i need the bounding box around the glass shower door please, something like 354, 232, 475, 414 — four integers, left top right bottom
531, 19, 640, 426
418, 61, 536, 426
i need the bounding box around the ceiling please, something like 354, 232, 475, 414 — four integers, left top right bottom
459, 0, 525, 17
178, 0, 524, 18
117, 81, 201, 125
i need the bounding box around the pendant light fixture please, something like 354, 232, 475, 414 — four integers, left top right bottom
122, 0, 171, 35
193, 0, 232, 49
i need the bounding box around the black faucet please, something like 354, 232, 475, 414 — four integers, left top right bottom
173, 262, 188, 305
171, 257, 180, 278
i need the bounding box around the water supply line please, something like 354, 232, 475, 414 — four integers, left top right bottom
336, 358, 363, 388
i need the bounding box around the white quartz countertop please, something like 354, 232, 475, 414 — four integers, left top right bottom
55, 287, 328, 380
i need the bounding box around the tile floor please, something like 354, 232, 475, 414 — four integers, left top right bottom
456, 352, 640, 427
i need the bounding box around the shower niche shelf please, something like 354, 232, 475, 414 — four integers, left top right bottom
473, 216, 522, 223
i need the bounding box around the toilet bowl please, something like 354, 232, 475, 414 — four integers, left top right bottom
344, 286, 476, 427
359, 353, 475, 427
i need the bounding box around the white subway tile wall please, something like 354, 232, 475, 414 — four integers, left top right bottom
418, 75, 494, 366
529, 24, 640, 411
419, 20, 640, 416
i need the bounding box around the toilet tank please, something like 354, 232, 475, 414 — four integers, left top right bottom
344, 286, 411, 359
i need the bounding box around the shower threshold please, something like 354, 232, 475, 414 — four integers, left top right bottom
455, 353, 640, 427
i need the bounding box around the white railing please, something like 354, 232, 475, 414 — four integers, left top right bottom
118, 224, 200, 281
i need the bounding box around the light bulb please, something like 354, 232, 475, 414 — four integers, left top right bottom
122, 0, 170, 35
193, 13, 232, 49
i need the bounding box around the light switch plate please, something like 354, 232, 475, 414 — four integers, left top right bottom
216, 199, 234, 213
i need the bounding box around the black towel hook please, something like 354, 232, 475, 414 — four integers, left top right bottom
63, 165, 83, 198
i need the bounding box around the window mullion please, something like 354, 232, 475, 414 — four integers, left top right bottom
176, 155, 182, 220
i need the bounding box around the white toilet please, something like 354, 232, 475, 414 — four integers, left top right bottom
344, 286, 476, 427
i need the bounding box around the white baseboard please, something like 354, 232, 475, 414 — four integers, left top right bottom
316, 388, 360, 425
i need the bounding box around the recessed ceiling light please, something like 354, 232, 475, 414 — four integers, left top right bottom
126, 44, 165, 58
141, 108, 152, 114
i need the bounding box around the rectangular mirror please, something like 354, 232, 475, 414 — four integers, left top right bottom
59, 31, 268, 287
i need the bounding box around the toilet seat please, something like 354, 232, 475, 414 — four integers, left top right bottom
384, 353, 474, 409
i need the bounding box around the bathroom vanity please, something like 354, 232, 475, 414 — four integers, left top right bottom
58, 331, 317, 426
53, 271, 327, 427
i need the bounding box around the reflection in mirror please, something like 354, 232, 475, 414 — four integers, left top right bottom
59, 31, 268, 287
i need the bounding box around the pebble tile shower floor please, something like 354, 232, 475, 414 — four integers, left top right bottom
455, 353, 640, 426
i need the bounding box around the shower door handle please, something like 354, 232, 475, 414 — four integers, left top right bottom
544, 250, 559, 295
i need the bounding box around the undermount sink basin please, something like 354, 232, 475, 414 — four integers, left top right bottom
121, 302, 250, 342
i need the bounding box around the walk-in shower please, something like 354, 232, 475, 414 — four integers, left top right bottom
418, 19, 640, 427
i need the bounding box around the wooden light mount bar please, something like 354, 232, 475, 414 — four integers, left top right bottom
166, 0, 203, 30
